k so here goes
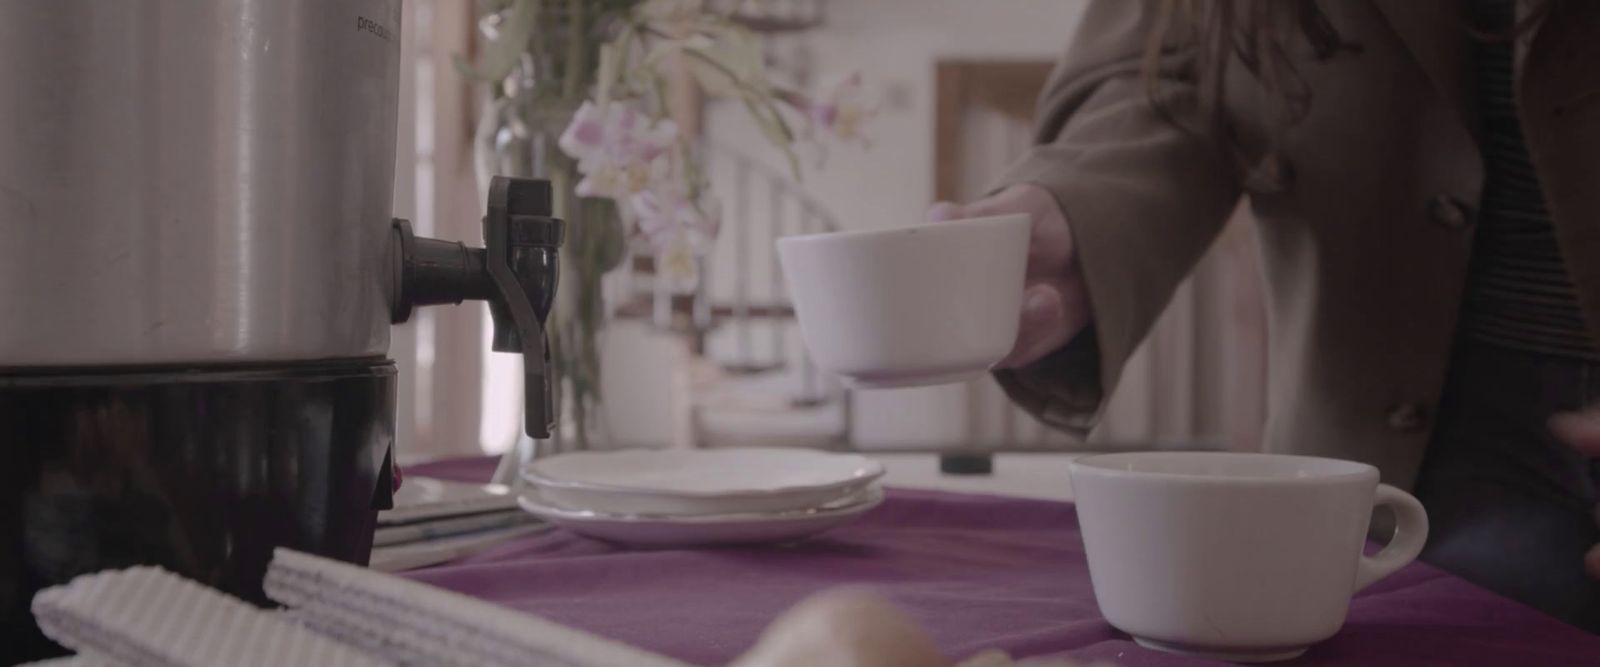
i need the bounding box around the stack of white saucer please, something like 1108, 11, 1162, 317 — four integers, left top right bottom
517, 448, 886, 548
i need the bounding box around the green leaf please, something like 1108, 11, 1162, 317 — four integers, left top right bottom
741, 97, 802, 178
476, 0, 518, 15
641, 36, 689, 72
743, 96, 786, 141
583, 198, 630, 272
683, 55, 742, 98
595, 42, 622, 104
459, 0, 540, 82
680, 29, 766, 98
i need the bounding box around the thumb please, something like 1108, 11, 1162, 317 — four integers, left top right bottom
926, 201, 966, 222
996, 284, 1073, 369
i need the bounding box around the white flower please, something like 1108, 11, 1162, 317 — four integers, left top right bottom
631, 182, 722, 294
656, 230, 703, 294
809, 73, 878, 146
632, 184, 721, 246
558, 100, 679, 199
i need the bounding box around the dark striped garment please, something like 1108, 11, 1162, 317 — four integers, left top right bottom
1460, 0, 1599, 360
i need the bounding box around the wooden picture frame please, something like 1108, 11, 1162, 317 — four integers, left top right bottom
933, 60, 1054, 202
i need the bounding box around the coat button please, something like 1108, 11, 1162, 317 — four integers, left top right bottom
1427, 195, 1473, 230
1386, 402, 1429, 433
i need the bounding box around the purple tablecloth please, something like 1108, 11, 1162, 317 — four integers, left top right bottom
403, 457, 1600, 666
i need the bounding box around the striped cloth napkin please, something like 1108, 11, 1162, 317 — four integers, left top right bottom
30, 566, 392, 667
264, 548, 693, 667
29, 552, 1104, 667
27, 553, 691, 667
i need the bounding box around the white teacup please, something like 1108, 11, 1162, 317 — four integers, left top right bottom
775, 214, 1030, 389
1067, 452, 1429, 663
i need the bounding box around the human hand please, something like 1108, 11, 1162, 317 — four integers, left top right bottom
731, 588, 1117, 667
927, 184, 1090, 368
1547, 410, 1600, 579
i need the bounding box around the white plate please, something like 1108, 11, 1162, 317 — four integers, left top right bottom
516, 486, 884, 549
522, 448, 885, 516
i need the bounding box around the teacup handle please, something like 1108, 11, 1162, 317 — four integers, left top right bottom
1354, 483, 1430, 591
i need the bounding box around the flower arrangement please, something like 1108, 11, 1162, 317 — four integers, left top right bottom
464, 0, 874, 449
554, 0, 876, 289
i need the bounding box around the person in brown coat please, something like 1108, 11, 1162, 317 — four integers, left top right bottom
929, 0, 1600, 631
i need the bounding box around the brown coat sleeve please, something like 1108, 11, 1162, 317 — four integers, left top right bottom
992, 0, 1242, 435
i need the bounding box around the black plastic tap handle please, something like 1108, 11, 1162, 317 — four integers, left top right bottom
389, 177, 565, 441
483, 177, 564, 440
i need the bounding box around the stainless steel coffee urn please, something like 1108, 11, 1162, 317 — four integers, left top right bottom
0, 1, 563, 659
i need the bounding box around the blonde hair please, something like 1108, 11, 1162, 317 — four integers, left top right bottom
1142, 0, 1350, 187
1143, 0, 1552, 186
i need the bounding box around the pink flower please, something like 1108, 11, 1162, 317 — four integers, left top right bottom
558, 100, 680, 199
809, 73, 877, 146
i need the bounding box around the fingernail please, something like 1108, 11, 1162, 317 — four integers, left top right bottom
926, 202, 962, 222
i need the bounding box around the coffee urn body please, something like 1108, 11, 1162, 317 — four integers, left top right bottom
0, 1, 562, 659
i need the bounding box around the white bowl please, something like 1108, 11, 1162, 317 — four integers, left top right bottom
1068, 452, 1429, 662
776, 214, 1030, 389
521, 448, 885, 516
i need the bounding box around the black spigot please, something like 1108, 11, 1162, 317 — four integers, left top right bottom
390, 176, 565, 439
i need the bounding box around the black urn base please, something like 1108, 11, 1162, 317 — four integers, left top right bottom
0, 360, 397, 662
